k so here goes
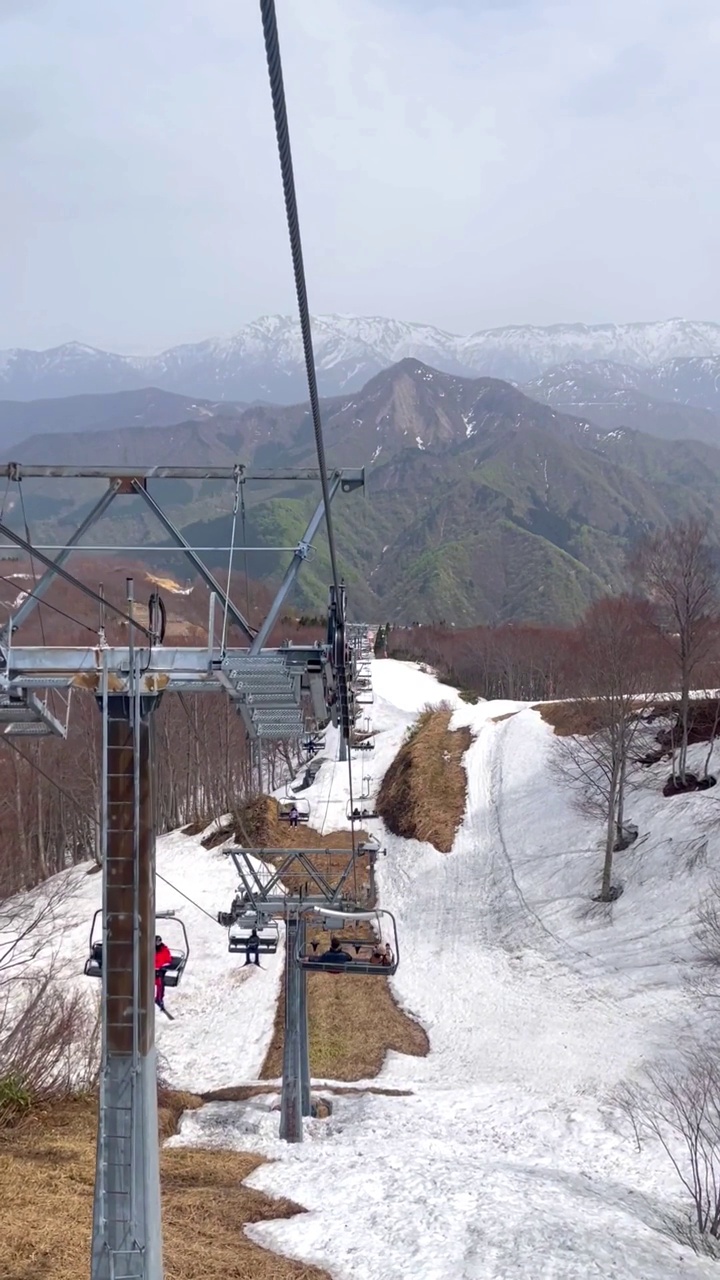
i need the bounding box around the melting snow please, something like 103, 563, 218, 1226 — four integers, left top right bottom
173, 664, 720, 1278
10, 660, 720, 1277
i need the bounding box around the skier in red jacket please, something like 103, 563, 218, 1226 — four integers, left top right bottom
154, 935, 173, 1012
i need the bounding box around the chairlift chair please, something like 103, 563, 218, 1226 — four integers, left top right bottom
227, 912, 280, 955
346, 798, 378, 821
83, 908, 189, 987
297, 906, 399, 976
278, 798, 311, 823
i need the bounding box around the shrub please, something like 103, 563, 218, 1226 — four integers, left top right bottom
0, 1073, 32, 1128
0, 974, 99, 1126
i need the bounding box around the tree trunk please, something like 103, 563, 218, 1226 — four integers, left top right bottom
600, 761, 620, 901
615, 752, 627, 842
679, 658, 691, 783
703, 698, 720, 779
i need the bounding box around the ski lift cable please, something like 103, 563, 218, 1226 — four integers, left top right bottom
1, 736, 224, 928
19, 481, 47, 650
259, 0, 359, 859
0, 735, 95, 824
0, 572, 97, 636
156, 871, 220, 925
0, 516, 154, 638
240, 481, 252, 623
259, 0, 341, 594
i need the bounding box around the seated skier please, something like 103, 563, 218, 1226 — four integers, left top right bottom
154, 935, 173, 1011
319, 936, 353, 964
244, 928, 261, 967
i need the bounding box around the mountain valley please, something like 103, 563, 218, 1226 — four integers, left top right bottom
5, 357, 720, 626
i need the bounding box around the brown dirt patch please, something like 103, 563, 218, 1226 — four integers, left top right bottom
257, 812, 429, 1082
535, 700, 617, 736
377, 703, 472, 853
202, 1084, 413, 1102
261, 965, 428, 1082
0, 1094, 328, 1280
536, 696, 720, 744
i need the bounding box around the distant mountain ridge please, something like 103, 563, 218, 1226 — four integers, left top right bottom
523, 361, 720, 445
4, 316, 720, 402
0, 387, 239, 453
10, 359, 720, 628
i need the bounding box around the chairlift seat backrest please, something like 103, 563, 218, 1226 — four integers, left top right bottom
83, 909, 189, 985
278, 799, 310, 822
228, 918, 279, 954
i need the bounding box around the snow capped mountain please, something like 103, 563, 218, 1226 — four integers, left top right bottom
459, 319, 720, 383
524, 357, 720, 441
3, 316, 720, 403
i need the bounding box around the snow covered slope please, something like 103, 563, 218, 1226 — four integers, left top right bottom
10, 658, 720, 1276
171, 662, 720, 1279
8, 830, 284, 1090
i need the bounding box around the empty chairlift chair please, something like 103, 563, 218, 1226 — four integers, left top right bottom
297, 907, 399, 976
278, 798, 311, 823
83, 908, 189, 987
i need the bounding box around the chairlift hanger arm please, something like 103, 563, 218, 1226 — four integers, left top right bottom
250, 476, 342, 654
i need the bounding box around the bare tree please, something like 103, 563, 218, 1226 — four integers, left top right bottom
556, 597, 656, 901
616, 1050, 720, 1240
632, 519, 719, 786
693, 881, 720, 970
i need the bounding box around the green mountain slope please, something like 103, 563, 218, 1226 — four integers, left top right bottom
8, 360, 720, 625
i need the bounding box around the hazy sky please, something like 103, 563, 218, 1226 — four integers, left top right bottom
0, 0, 719, 352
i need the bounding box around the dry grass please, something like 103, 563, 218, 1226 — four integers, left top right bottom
536, 697, 671, 737
377, 703, 472, 853
259, 811, 429, 1082
202, 1084, 413, 1102
0, 1094, 329, 1280
534, 700, 611, 736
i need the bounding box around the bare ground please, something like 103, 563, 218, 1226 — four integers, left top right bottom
377, 703, 472, 853
259, 804, 429, 1081
0, 1093, 329, 1280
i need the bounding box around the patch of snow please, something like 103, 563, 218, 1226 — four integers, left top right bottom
11, 660, 720, 1277
3, 829, 283, 1090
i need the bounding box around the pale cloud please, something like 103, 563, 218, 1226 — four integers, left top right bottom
0, 0, 718, 350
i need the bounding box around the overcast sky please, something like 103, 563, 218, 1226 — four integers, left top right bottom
0, 0, 718, 352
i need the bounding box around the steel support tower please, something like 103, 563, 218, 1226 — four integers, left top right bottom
0, 463, 362, 1279
92, 676, 163, 1279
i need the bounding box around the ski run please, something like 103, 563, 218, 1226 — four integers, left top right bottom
11, 656, 720, 1278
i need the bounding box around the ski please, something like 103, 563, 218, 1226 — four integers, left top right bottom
157, 1005, 174, 1020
